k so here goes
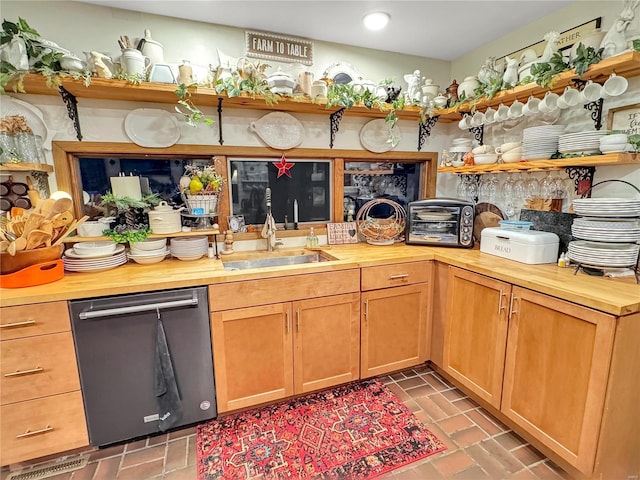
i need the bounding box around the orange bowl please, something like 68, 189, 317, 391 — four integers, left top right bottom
0, 245, 64, 275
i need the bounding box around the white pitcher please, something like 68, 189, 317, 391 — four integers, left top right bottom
121, 48, 150, 77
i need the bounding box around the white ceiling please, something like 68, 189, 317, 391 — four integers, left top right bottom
72, 0, 575, 60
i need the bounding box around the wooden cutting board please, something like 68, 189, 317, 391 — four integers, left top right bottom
474, 211, 503, 242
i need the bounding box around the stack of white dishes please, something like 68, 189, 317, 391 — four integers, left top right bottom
522, 125, 565, 160
449, 137, 473, 153
567, 241, 639, 268
170, 236, 208, 261
572, 198, 640, 217
558, 130, 606, 155
63, 241, 127, 272
571, 217, 640, 243
599, 133, 630, 154
128, 237, 169, 265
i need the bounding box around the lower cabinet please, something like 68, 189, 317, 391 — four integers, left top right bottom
360, 262, 430, 378
211, 293, 360, 412
443, 266, 619, 476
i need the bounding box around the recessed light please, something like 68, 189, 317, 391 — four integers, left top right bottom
362, 12, 390, 31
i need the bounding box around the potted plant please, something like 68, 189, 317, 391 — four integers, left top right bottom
99, 192, 160, 243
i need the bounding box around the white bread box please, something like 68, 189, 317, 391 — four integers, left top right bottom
480, 227, 559, 264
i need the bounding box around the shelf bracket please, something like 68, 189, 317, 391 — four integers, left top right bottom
417, 116, 439, 151
584, 98, 604, 131
329, 108, 345, 149
58, 86, 82, 141
469, 124, 484, 145
217, 97, 224, 145
565, 166, 596, 197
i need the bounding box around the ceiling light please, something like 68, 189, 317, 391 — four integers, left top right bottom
362, 12, 390, 31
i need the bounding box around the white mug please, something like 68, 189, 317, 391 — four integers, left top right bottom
484, 107, 497, 124
603, 73, 628, 97
508, 100, 524, 119
471, 111, 485, 127
496, 104, 510, 122
580, 81, 603, 103
538, 92, 559, 113
522, 97, 540, 116
458, 115, 472, 130
556, 95, 570, 110
560, 86, 581, 107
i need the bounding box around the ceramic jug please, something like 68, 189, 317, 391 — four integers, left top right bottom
121, 48, 150, 77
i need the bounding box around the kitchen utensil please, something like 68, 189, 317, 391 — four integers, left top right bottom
26, 229, 51, 250
52, 215, 90, 246
25, 176, 41, 207
44, 197, 73, 220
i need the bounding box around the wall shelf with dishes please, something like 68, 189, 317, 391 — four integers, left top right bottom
65, 228, 221, 243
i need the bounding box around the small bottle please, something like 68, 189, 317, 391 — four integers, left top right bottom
558, 252, 566, 268
306, 227, 319, 248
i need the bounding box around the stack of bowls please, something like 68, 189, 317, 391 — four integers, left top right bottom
472, 145, 498, 165
496, 142, 523, 163
599, 133, 629, 154
128, 237, 169, 264
170, 236, 208, 261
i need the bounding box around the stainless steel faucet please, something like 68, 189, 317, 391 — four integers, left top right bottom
262, 188, 283, 252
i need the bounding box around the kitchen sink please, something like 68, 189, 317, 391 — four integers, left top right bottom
222, 251, 336, 271
222, 251, 335, 270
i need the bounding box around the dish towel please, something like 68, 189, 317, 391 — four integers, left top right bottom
154, 315, 183, 432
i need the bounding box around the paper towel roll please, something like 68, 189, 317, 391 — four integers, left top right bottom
110, 176, 142, 200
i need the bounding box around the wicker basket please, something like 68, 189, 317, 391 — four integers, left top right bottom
355, 198, 406, 245
183, 193, 219, 215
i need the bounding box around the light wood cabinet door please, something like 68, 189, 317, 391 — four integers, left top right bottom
501, 286, 616, 473
443, 267, 510, 408
293, 293, 360, 394
211, 303, 293, 412
361, 283, 428, 378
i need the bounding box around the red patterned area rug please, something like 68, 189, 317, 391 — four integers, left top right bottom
196, 379, 446, 479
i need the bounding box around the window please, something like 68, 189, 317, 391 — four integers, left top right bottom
228, 158, 332, 225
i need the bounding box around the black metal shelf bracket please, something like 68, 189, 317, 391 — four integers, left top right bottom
584, 98, 604, 131
217, 97, 224, 145
469, 124, 484, 145
418, 116, 439, 151
58, 86, 82, 141
565, 166, 596, 197
329, 108, 345, 149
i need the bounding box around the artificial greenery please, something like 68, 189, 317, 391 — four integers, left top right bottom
529, 51, 569, 88
99, 192, 160, 215
628, 134, 640, 152
102, 228, 151, 244
174, 83, 215, 127
474, 77, 506, 100
571, 44, 603, 77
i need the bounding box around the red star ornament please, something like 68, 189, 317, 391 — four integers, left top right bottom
273, 154, 295, 178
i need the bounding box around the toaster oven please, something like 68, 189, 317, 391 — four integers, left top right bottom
406, 198, 475, 248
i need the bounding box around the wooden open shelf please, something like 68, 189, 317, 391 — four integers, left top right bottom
65, 229, 220, 243
0, 162, 54, 173
434, 51, 640, 121
437, 152, 640, 174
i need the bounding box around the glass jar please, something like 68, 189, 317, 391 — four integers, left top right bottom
14, 132, 39, 163
0, 132, 18, 163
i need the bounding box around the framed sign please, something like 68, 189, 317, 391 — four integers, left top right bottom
607, 103, 640, 134
327, 222, 358, 245
246, 31, 313, 65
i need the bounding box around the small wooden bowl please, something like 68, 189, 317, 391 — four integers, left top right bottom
0, 244, 64, 275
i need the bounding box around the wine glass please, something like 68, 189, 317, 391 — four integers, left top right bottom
513, 173, 527, 204
539, 171, 554, 198
525, 174, 540, 199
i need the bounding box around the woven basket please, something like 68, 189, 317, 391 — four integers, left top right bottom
183, 193, 219, 215
355, 198, 406, 245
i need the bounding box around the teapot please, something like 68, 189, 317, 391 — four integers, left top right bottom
137, 28, 164, 67
422, 78, 440, 99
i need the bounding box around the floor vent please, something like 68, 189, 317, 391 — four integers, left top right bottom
6, 455, 89, 480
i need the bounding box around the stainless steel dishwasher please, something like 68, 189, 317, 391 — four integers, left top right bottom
69, 286, 216, 447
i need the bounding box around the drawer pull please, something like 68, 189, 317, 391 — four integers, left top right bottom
16, 425, 53, 438
285, 311, 290, 333
4, 367, 44, 377
296, 309, 301, 331
389, 274, 409, 280
364, 299, 369, 319
0, 319, 36, 328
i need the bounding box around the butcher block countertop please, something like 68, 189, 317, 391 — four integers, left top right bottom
1, 244, 638, 316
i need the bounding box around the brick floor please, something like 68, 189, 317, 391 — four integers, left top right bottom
0, 365, 569, 480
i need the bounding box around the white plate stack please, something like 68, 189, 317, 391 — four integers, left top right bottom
522, 125, 565, 160
63, 245, 127, 272
170, 236, 208, 261
558, 130, 606, 155
569, 197, 640, 270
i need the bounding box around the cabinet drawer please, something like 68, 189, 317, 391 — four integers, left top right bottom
210, 269, 360, 311
361, 261, 431, 291
0, 302, 70, 341
1, 391, 88, 466
1, 332, 81, 405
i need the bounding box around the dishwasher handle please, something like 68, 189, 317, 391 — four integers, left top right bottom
78, 291, 199, 320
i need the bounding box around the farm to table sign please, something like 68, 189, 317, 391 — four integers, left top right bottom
246, 31, 313, 66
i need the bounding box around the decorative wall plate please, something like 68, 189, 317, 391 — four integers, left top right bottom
1, 96, 53, 149
124, 108, 181, 148
322, 62, 361, 84
359, 119, 399, 153
249, 112, 304, 150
